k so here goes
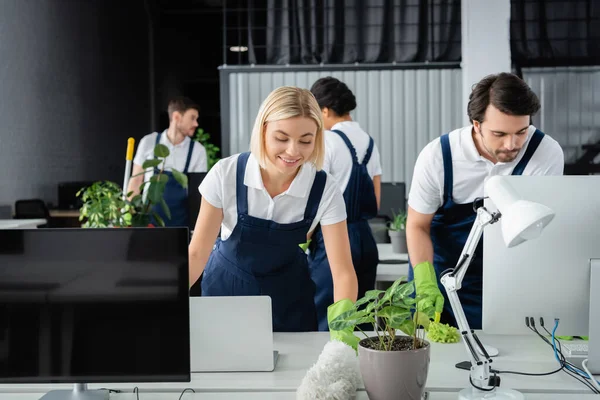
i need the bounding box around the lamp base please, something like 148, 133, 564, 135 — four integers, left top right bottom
458, 387, 524, 400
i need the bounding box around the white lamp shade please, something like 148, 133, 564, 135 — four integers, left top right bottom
500, 199, 555, 247
485, 176, 555, 247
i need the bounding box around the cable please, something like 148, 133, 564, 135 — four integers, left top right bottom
540, 318, 600, 394
582, 359, 600, 394
524, 317, 599, 394
98, 388, 122, 393
179, 388, 196, 400
469, 375, 495, 392
133, 386, 139, 400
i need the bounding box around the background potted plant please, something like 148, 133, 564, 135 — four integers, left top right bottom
387, 210, 408, 253
78, 143, 187, 227
329, 278, 436, 400
193, 127, 220, 170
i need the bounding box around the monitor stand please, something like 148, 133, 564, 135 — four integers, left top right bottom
39, 384, 109, 400
586, 259, 600, 374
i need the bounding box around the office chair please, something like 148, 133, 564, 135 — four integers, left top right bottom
14, 199, 51, 227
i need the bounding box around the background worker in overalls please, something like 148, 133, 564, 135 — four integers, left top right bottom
128, 96, 208, 227
406, 73, 565, 329
308, 77, 383, 331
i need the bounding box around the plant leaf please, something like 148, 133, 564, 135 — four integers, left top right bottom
171, 168, 188, 188
152, 212, 165, 227
328, 309, 372, 331
391, 280, 415, 303
397, 319, 416, 336
378, 305, 412, 329
150, 174, 169, 184
154, 144, 170, 158
147, 181, 166, 204
354, 289, 384, 309
142, 159, 162, 169
160, 198, 171, 220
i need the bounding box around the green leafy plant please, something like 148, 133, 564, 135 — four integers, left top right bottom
77, 143, 187, 228
77, 181, 129, 228
193, 128, 220, 170
329, 277, 436, 351
388, 210, 407, 231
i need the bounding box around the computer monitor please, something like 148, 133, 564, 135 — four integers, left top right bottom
187, 172, 207, 232
379, 182, 406, 220
0, 227, 191, 399
57, 181, 95, 210
482, 175, 600, 372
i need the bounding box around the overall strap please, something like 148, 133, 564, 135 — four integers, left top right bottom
236, 152, 251, 216
303, 170, 327, 221
440, 133, 454, 204
331, 129, 358, 164
511, 129, 545, 176
362, 137, 375, 166
183, 140, 195, 173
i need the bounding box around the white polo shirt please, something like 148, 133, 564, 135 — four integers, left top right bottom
408, 125, 565, 214
199, 153, 347, 241
133, 130, 208, 187
323, 121, 383, 192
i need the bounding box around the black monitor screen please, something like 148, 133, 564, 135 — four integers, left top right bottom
0, 228, 190, 384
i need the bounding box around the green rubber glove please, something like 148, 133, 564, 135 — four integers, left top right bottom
327, 299, 360, 351
556, 336, 574, 341
413, 261, 444, 322
299, 239, 312, 252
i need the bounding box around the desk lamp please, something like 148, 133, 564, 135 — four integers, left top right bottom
440, 175, 555, 400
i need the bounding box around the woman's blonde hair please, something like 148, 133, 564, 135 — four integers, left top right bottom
250, 86, 324, 170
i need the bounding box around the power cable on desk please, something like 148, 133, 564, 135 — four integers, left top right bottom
179, 388, 196, 399
128, 386, 195, 399
527, 317, 600, 394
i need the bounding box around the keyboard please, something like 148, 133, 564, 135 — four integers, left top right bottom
561, 342, 589, 356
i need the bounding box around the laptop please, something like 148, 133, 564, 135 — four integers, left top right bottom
189, 296, 279, 372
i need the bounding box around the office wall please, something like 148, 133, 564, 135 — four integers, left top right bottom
220, 67, 463, 188
523, 67, 600, 164
0, 0, 150, 208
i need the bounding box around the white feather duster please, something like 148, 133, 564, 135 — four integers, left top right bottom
296, 340, 362, 400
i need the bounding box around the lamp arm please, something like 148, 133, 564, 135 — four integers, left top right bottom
440, 206, 501, 390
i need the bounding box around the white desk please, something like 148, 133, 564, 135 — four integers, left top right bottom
0, 219, 47, 229
1, 332, 597, 396
376, 243, 409, 282
3, 392, 599, 400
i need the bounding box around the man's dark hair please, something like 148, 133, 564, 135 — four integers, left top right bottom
467, 73, 540, 123
310, 76, 357, 116
167, 96, 200, 121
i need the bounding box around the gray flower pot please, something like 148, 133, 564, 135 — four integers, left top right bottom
388, 230, 408, 253
358, 336, 430, 400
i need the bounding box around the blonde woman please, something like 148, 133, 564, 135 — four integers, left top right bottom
188, 86, 358, 334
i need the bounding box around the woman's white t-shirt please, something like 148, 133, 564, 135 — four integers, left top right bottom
199, 153, 347, 240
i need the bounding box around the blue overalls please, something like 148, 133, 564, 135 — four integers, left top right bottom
308, 129, 379, 331
150, 131, 195, 227
408, 129, 545, 329
201, 152, 325, 332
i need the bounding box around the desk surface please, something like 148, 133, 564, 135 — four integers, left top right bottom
376, 243, 409, 282
49, 209, 80, 218
0, 219, 46, 229
3, 392, 599, 400
0, 332, 597, 395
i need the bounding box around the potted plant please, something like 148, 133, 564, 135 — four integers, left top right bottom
193, 128, 220, 170
77, 143, 187, 228
77, 181, 129, 228
329, 278, 436, 400
388, 210, 408, 253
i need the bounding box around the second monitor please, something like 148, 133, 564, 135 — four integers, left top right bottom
482, 175, 600, 372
